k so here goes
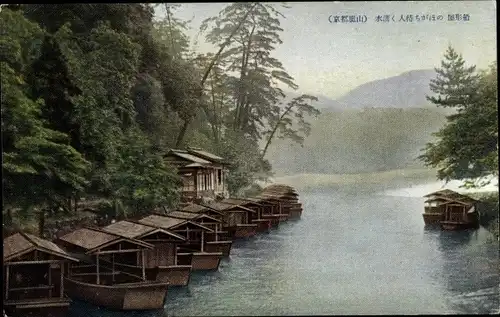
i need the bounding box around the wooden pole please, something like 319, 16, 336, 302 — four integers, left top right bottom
112, 254, 115, 283
215, 223, 219, 242
174, 244, 178, 265
5, 265, 10, 300
141, 250, 146, 281
48, 263, 52, 297
60, 262, 64, 298
96, 254, 100, 285
201, 230, 205, 252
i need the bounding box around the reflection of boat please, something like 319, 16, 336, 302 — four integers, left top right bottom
422, 189, 480, 230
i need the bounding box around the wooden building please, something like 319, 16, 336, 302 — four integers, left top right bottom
422, 190, 480, 230
164, 148, 229, 202
166, 210, 233, 256
101, 221, 192, 287
200, 201, 258, 238
3, 232, 79, 317
138, 215, 224, 271
55, 227, 169, 310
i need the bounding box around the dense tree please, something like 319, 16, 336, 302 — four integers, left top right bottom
420, 55, 498, 187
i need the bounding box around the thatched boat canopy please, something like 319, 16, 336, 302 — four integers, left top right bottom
423, 189, 478, 205
57, 227, 154, 255
200, 201, 256, 213
4, 232, 80, 262
167, 211, 222, 223
222, 198, 264, 207
180, 203, 226, 217
138, 215, 214, 232
101, 220, 185, 241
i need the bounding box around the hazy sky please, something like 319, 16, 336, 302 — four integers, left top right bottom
155, 1, 496, 99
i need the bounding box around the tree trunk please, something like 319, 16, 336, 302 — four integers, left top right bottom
174, 3, 259, 147
261, 105, 294, 159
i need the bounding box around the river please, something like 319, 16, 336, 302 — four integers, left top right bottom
68, 183, 499, 316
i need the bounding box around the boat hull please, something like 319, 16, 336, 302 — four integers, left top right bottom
177, 252, 223, 271
422, 212, 442, 226
441, 221, 479, 231
205, 240, 233, 256
4, 298, 70, 317
232, 224, 257, 238
64, 278, 168, 310
154, 265, 192, 287
251, 219, 272, 232
261, 214, 280, 227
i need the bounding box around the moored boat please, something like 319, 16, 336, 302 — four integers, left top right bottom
200, 201, 258, 239
138, 215, 224, 271
3, 232, 80, 317
55, 227, 169, 310
101, 220, 192, 287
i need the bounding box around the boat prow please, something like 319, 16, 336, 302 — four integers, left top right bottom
64, 278, 169, 310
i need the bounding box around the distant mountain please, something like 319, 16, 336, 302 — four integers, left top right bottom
284, 69, 438, 111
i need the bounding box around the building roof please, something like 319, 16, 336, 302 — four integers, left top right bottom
138, 215, 214, 232
167, 149, 212, 165
4, 232, 79, 262
187, 147, 225, 163
58, 227, 153, 254
102, 220, 185, 241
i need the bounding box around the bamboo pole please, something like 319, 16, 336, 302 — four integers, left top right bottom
112, 254, 115, 283
174, 244, 178, 265
60, 262, 64, 298
215, 223, 219, 242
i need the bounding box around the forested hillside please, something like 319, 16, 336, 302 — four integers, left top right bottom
1, 3, 320, 236
266, 108, 447, 175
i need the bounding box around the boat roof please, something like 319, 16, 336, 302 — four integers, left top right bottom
102, 220, 185, 241
222, 198, 263, 206
168, 211, 222, 223
4, 232, 79, 262
58, 227, 153, 254
200, 201, 256, 213
138, 215, 214, 232
423, 189, 478, 204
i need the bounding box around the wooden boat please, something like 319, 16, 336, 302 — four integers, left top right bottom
199, 201, 258, 239
180, 203, 232, 241
138, 215, 223, 271
3, 232, 80, 317
254, 196, 289, 224
422, 190, 480, 230
165, 210, 233, 257
101, 221, 192, 287
222, 198, 272, 233
55, 227, 169, 310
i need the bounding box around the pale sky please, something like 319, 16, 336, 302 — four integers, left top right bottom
155, 1, 497, 99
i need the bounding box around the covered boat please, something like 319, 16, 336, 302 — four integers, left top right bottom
138, 215, 224, 271
101, 221, 192, 287
55, 227, 169, 310
3, 232, 80, 317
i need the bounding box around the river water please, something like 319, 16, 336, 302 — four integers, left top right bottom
69, 184, 499, 316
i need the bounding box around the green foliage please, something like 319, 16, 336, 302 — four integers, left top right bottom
1, 9, 89, 216
419, 47, 497, 187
